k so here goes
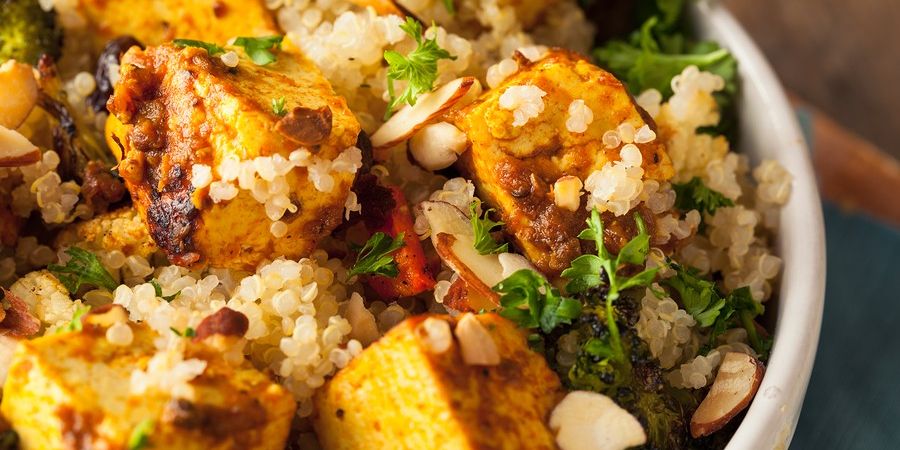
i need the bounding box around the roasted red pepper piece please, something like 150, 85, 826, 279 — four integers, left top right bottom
364, 185, 436, 299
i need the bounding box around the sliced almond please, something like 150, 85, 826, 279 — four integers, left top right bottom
0, 125, 40, 167
0, 60, 39, 129
418, 200, 473, 238
454, 313, 500, 366
409, 122, 468, 171
690, 352, 765, 438
433, 232, 503, 307
371, 77, 478, 150
549, 391, 647, 450
0, 288, 40, 337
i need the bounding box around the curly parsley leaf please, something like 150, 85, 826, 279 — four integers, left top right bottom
494, 269, 582, 334
58, 305, 90, 333
562, 209, 658, 295
48, 247, 118, 294
665, 265, 770, 357
672, 177, 734, 215
348, 232, 405, 278
149, 279, 180, 302
128, 419, 154, 450
271, 96, 287, 117
593, 14, 738, 138
173, 39, 226, 56
663, 264, 725, 327
560, 209, 659, 362
383, 17, 456, 119
233, 35, 283, 65
170, 326, 196, 338
469, 202, 509, 255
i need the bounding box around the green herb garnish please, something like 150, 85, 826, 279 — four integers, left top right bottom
383, 17, 456, 119
127, 419, 154, 450
672, 177, 734, 215
48, 247, 118, 294
442, 0, 455, 14
233, 35, 283, 65
348, 232, 405, 278
663, 264, 725, 327
170, 326, 196, 338
271, 96, 287, 117
469, 201, 508, 255
664, 264, 770, 357
494, 269, 582, 334
149, 279, 180, 302
173, 38, 226, 56
560, 209, 659, 362
58, 305, 91, 333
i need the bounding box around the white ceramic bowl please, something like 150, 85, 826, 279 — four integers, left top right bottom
688, 2, 827, 449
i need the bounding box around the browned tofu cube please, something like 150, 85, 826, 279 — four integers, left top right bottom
314, 313, 563, 450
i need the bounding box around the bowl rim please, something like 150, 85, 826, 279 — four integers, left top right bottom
688, 2, 827, 449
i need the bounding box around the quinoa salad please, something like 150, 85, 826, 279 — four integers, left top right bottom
0, 0, 792, 449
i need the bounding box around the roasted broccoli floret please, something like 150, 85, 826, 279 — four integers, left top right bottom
0, 0, 63, 65
547, 290, 702, 450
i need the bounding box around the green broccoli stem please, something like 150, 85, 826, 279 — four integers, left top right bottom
605, 288, 625, 363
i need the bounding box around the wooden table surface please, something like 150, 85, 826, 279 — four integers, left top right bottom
798, 99, 900, 227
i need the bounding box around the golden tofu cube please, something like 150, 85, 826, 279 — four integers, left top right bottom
75, 0, 277, 53
1, 318, 296, 450
107, 43, 362, 269
314, 313, 563, 450
452, 50, 674, 275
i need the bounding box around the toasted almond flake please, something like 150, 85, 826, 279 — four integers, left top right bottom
550, 391, 647, 450
0, 60, 38, 129
690, 352, 765, 438
0, 125, 40, 167
433, 232, 503, 308
454, 313, 500, 366
372, 77, 478, 150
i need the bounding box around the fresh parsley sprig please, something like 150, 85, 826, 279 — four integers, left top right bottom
173, 39, 226, 56
271, 96, 287, 117
560, 209, 659, 362
493, 269, 582, 334
233, 35, 283, 65
348, 232, 406, 278
57, 305, 90, 333
469, 201, 508, 255
664, 264, 770, 357
170, 326, 196, 338
672, 177, 734, 215
149, 279, 180, 302
383, 18, 456, 119
48, 247, 118, 294
127, 419, 154, 450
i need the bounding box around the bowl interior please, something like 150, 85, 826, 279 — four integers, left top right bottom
688, 2, 827, 449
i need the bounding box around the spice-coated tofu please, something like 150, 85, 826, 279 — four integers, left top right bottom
314, 313, 563, 450
451, 50, 674, 276
107, 43, 361, 269
0, 312, 296, 450
75, 0, 277, 53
